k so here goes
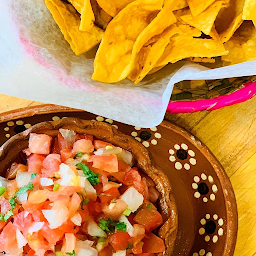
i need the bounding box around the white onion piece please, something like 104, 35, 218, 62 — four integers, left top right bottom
120, 187, 143, 212
94, 147, 122, 156
76, 240, 98, 256
28, 222, 44, 234
0, 177, 7, 188
120, 150, 133, 166
113, 250, 127, 256
119, 215, 134, 237
16, 172, 31, 188
16, 192, 28, 204
103, 182, 121, 192
59, 129, 76, 142
58, 163, 76, 177
71, 213, 82, 226
16, 229, 28, 248
87, 220, 107, 238
40, 178, 54, 186
4, 244, 23, 256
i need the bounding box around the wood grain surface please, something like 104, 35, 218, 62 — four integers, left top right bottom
0, 93, 255, 256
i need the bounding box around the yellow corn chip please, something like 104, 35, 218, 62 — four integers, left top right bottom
79, 0, 95, 31
155, 34, 228, 67
45, 0, 103, 55
180, 1, 223, 35
189, 57, 216, 63
68, 0, 83, 12
172, 0, 188, 10
95, 0, 136, 17
92, 0, 165, 83
91, 0, 112, 30
242, 0, 256, 26
187, 0, 215, 16
222, 21, 256, 64
129, 25, 180, 84
220, 13, 243, 42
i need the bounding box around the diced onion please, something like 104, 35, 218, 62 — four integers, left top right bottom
71, 213, 82, 226
103, 181, 121, 192
0, 177, 7, 188
76, 240, 98, 256
16, 229, 28, 248
120, 187, 143, 212
28, 222, 44, 234
119, 215, 134, 236
40, 178, 54, 186
16, 192, 28, 204
59, 129, 76, 142
113, 250, 127, 256
87, 219, 107, 238
120, 150, 133, 166
16, 172, 31, 188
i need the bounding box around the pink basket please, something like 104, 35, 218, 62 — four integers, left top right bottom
167, 81, 256, 114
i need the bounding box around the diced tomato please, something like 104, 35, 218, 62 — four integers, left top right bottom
29, 133, 52, 155
134, 208, 163, 233
118, 159, 131, 172
13, 211, 33, 232
22, 201, 45, 213
5, 179, 18, 199
60, 149, 73, 162
88, 201, 102, 216
131, 224, 145, 245
0, 222, 17, 251
61, 233, 76, 255
109, 231, 131, 251
0, 221, 6, 231
136, 253, 155, 256
58, 132, 75, 151
27, 249, 36, 256
1, 199, 11, 214
78, 207, 89, 223
69, 192, 82, 217
58, 219, 75, 234
93, 140, 112, 149
123, 168, 141, 185
27, 232, 50, 254
27, 154, 45, 174
40, 224, 64, 245
110, 171, 126, 183
41, 154, 61, 177
46, 186, 82, 202
51, 137, 60, 154
76, 134, 94, 141
132, 241, 143, 254
28, 190, 48, 204
6, 163, 27, 180
102, 199, 128, 221
142, 232, 165, 253
99, 187, 120, 204
91, 155, 118, 173
72, 139, 94, 154
98, 245, 114, 256
32, 211, 46, 222
94, 183, 103, 195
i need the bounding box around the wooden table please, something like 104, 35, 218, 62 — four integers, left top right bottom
0, 93, 255, 256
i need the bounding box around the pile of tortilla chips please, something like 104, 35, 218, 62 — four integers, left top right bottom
45, 0, 256, 84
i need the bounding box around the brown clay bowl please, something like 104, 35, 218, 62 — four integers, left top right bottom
0, 117, 178, 256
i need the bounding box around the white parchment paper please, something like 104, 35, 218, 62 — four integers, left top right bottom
1, 0, 256, 128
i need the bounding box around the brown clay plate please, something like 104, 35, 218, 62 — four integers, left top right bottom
0, 105, 238, 256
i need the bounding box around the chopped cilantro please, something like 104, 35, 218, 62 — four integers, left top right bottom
82, 198, 89, 205
16, 182, 33, 195
74, 152, 83, 159
55, 252, 63, 256
66, 251, 75, 256
98, 238, 105, 243
0, 187, 6, 196
0, 213, 4, 222
76, 163, 100, 186
123, 208, 132, 216
147, 204, 152, 209
30, 173, 37, 180
4, 210, 14, 222
116, 222, 127, 232
99, 219, 111, 232
9, 197, 16, 210
53, 183, 60, 191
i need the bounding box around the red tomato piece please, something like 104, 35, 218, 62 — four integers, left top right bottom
72, 139, 94, 154
142, 232, 165, 253
58, 132, 75, 151
46, 186, 82, 202
93, 140, 112, 149
27, 249, 36, 256
60, 149, 73, 162
69, 192, 82, 217
91, 155, 118, 173
41, 154, 61, 177
109, 231, 131, 251
0, 221, 6, 231
99, 187, 120, 204
22, 201, 45, 213
29, 133, 52, 155
1, 199, 11, 214
134, 208, 163, 233
13, 211, 33, 232
78, 207, 89, 223
87, 201, 102, 215
123, 168, 141, 185
40, 224, 64, 245
32, 211, 46, 222
51, 137, 60, 154
0, 222, 16, 251
5, 180, 18, 199
27, 154, 45, 174
59, 219, 75, 234
136, 253, 155, 256
132, 241, 143, 254
118, 159, 131, 172
98, 245, 114, 256
110, 171, 126, 183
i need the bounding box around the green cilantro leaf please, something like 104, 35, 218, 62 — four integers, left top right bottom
4, 210, 14, 222
66, 250, 75, 256
53, 183, 60, 191
98, 238, 105, 243
147, 204, 152, 209
30, 173, 37, 180
74, 152, 83, 159
9, 197, 16, 211
116, 222, 127, 232
99, 219, 111, 232
0, 213, 4, 222
16, 182, 34, 195
76, 163, 100, 186
0, 187, 6, 196
123, 208, 132, 216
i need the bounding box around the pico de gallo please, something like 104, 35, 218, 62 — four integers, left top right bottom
0, 129, 165, 256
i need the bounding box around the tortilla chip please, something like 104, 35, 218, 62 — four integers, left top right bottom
180, 1, 223, 35
95, 0, 136, 17
242, 0, 256, 26
128, 25, 180, 84
189, 57, 216, 63
155, 34, 228, 67
79, 0, 95, 31
91, 0, 112, 30
187, 0, 215, 16
172, 0, 188, 10
92, 0, 164, 83
45, 0, 103, 55
222, 21, 256, 64
220, 13, 243, 42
